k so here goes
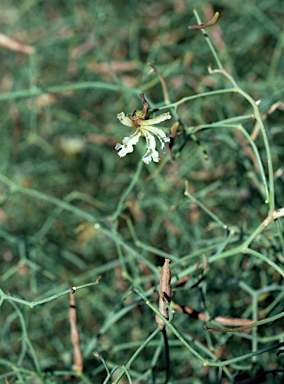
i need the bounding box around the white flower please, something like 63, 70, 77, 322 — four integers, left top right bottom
115, 111, 171, 164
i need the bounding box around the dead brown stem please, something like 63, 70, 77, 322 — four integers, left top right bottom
69, 291, 83, 373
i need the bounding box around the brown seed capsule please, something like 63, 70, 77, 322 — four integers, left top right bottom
188, 12, 220, 30
155, 259, 171, 329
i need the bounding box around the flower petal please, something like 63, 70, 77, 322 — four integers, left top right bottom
117, 112, 137, 128
142, 147, 160, 163
141, 112, 171, 126
142, 131, 160, 163
115, 130, 141, 157
143, 126, 170, 151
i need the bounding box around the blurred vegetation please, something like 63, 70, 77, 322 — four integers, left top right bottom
0, 0, 284, 383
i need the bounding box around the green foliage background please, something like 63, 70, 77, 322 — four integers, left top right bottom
0, 0, 283, 383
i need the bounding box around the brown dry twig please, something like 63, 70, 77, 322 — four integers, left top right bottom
251, 101, 284, 141
147, 62, 170, 105
0, 32, 35, 54
262, 207, 284, 228
174, 302, 255, 331
188, 11, 220, 30
69, 289, 83, 373
140, 92, 150, 117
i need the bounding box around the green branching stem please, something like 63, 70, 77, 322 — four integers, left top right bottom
0, 281, 100, 308
0, 81, 138, 102
111, 161, 143, 220
108, 327, 160, 384
191, 9, 275, 211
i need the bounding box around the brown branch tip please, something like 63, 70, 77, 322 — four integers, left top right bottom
140, 93, 150, 117
188, 12, 220, 30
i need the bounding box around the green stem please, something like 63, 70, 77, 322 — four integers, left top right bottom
133, 288, 206, 362
158, 88, 236, 111
184, 181, 227, 228
111, 161, 143, 220
193, 9, 223, 70
243, 248, 284, 279
111, 328, 160, 384
0, 81, 138, 102
235, 87, 275, 211
192, 122, 269, 202
191, 8, 274, 211
10, 302, 41, 374
0, 280, 100, 308
204, 341, 284, 367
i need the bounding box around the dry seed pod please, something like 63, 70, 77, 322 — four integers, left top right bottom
69, 292, 83, 373
155, 258, 171, 329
